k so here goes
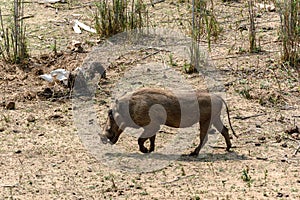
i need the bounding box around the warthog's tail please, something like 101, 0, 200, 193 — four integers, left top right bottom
220, 97, 238, 138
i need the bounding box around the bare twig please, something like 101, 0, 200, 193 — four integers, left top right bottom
293, 144, 300, 156
18, 14, 34, 20
233, 113, 266, 120
248, 0, 257, 52
150, 0, 165, 6
160, 174, 195, 185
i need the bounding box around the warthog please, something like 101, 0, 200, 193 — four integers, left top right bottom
104, 88, 237, 156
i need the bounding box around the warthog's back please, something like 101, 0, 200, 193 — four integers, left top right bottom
114, 88, 223, 128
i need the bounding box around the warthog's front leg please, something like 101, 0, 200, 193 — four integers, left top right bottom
138, 135, 156, 153
138, 127, 159, 153
149, 135, 156, 152
138, 137, 149, 153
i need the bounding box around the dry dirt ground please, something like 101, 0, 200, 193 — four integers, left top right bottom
1, 0, 300, 199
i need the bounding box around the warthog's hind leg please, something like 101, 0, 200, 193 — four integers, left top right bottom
213, 116, 232, 151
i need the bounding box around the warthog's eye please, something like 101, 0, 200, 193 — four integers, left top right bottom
108, 109, 113, 120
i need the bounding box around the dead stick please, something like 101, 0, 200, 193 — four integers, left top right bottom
293, 144, 300, 156
233, 113, 266, 120
161, 174, 194, 185
150, 0, 165, 6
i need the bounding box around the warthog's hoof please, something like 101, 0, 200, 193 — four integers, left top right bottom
189, 151, 199, 157
139, 147, 149, 153
226, 144, 232, 151
149, 147, 155, 153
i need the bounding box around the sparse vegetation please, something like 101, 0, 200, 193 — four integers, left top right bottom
276, 0, 300, 72
94, 0, 147, 37
248, 0, 258, 53
192, 0, 221, 51
169, 53, 177, 66
241, 166, 253, 187
0, 0, 28, 63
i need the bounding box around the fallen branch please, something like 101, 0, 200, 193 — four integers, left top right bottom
282, 136, 298, 142
293, 144, 300, 156
233, 113, 266, 120
74, 20, 96, 33
161, 174, 195, 185
150, 0, 165, 6
18, 15, 34, 20
141, 50, 160, 60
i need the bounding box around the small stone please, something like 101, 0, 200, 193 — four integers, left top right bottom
6, 102, 15, 110
275, 135, 282, 143
0, 101, 5, 107
276, 192, 283, 197
291, 133, 299, 140
0, 127, 5, 132
13, 130, 20, 133
27, 115, 35, 122
87, 167, 92, 172
15, 150, 22, 154
281, 143, 288, 148
255, 143, 261, 146
258, 136, 266, 141
256, 157, 268, 160
238, 25, 247, 31
49, 114, 63, 120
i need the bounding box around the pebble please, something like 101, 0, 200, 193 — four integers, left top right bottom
258, 136, 266, 141
27, 115, 36, 122
6, 102, 15, 110
281, 143, 288, 148
15, 150, 22, 154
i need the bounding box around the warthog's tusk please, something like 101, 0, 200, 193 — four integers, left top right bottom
118, 122, 126, 132
98, 132, 109, 144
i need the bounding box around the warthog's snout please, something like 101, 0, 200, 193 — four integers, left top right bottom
99, 134, 110, 144
105, 131, 119, 144
104, 109, 124, 144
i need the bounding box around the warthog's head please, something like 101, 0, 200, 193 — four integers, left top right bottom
104, 109, 126, 144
